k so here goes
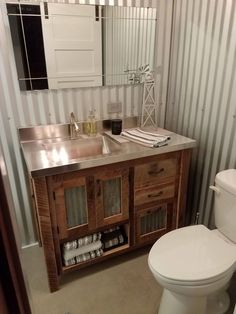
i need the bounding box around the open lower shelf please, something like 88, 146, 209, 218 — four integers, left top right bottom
62, 243, 130, 274
62, 223, 130, 273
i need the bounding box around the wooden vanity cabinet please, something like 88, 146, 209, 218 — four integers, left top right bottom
31, 149, 192, 292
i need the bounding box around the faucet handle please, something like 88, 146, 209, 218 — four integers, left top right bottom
69, 112, 80, 138
70, 112, 76, 122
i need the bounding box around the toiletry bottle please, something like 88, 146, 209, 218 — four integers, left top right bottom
87, 109, 97, 136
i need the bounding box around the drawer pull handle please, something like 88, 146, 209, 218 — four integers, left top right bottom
148, 168, 164, 176
148, 191, 163, 198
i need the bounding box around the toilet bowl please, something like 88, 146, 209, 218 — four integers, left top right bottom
148, 225, 236, 314
148, 169, 236, 314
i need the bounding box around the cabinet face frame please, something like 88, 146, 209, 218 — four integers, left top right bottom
95, 167, 129, 227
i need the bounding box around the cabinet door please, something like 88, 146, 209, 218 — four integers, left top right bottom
41, 3, 102, 89
95, 168, 129, 227
54, 176, 95, 240
135, 203, 176, 244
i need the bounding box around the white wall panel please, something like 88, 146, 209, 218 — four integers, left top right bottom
166, 0, 236, 227
0, 0, 172, 245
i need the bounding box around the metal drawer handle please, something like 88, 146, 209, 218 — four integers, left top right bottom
146, 206, 163, 215
148, 191, 163, 198
148, 168, 164, 176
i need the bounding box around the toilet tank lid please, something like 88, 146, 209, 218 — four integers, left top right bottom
215, 169, 236, 195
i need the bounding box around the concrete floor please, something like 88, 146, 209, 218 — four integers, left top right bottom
22, 246, 162, 314
21, 246, 236, 314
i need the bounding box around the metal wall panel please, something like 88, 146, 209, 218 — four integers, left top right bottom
166, 0, 236, 227
0, 0, 173, 246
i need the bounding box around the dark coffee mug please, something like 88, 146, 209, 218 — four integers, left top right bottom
111, 119, 122, 135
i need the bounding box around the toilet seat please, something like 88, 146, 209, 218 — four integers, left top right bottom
149, 262, 234, 287
149, 225, 236, 285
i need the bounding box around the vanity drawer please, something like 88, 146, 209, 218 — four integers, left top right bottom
134, 154, 180, 188
134, 183, 176, 206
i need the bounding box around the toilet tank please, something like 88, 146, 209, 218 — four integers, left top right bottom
214, 169, 236, 243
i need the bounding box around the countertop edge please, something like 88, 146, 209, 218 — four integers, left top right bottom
29, 139, 196, 178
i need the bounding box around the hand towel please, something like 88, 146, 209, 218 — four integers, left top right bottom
63, 240, 78, 251
121, 128, 170, 147
74, 248, 104, 264
64, 257, 76, 266
63, 232, 101, 251
63, 240, 102, 261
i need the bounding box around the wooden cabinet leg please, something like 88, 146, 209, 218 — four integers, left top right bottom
32, 177, 59, 292
177, 149, 192, 227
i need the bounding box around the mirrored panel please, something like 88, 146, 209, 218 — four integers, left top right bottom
6, 2, 157, 90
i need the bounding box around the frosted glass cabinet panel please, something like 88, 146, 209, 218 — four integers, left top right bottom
140, 205, 167, 235
103, 178, 121, 218
64, 186, 88, 228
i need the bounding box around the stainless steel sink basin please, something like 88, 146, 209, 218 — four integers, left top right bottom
41, 135, 121, 165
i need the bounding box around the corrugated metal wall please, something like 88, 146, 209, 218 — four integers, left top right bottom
0, 0, 173, 246
166, 0, 236, 226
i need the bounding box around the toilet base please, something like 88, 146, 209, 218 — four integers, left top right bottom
158, 289, 230, 314
158, 290, 207, 314
207, 291, 230, 314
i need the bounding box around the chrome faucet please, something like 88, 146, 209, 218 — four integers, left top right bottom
69, 112, 80, 139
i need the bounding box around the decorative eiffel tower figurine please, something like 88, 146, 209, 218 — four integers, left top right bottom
140, 65, 157, 128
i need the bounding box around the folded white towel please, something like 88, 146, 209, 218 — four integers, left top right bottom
63, 240, 102, 261
121, 128, 170, 147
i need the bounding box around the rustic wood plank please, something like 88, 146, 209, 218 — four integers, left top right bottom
134, 182, 176, 206
129, 167, 135, 246
47, 177, 63, 277
29, 176, 43, 247
176, 149, 192, 227
95, 167, 129, 227
54, 187, 68, 240
134, 153, 181, 188
32, 177, 59, 292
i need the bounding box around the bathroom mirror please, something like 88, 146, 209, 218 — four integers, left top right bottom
6, 2, 157, 90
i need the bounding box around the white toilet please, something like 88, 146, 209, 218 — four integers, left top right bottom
148, 169, 236, 314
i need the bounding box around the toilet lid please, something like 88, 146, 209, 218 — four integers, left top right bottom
149, 225, 236, 282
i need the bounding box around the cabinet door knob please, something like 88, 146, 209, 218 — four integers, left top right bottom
148, 168, 164, 176
148, 191, 163, 198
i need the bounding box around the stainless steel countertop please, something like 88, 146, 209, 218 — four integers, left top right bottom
19, 122, 196, 178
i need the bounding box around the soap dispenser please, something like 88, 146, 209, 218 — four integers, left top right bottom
87, 108, 97, 136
